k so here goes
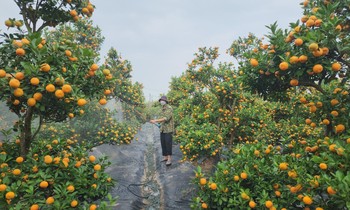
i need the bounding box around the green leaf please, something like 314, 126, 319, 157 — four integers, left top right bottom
25, 185, 34, 195
0, 154, 7, 161
20, 61, 36, 75
14, 203, 23, 210
16, 180, 22, 188
40, 106, 45, 111
311, 156, 323, 163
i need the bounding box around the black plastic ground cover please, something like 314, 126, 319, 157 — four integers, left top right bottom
91, 123, 197, 210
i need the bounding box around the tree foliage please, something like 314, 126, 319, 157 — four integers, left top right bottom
166, 0, 350, 209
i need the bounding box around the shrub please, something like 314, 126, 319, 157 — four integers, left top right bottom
0, 137, 115, 209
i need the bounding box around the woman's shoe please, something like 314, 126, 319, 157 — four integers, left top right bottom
160, 159, 168, 162
166, 160, 172, 166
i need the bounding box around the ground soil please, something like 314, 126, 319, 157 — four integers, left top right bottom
91, 123, 197, 210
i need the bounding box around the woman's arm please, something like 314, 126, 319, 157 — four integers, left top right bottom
150, 117, 166, 124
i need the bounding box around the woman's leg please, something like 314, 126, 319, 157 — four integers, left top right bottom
164, 133, 173, 165
160, 132, 167, 160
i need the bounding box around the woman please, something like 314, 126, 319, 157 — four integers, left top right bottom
150, 96, 174, 166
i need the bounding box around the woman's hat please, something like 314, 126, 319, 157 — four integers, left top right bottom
159, 95, 168, 102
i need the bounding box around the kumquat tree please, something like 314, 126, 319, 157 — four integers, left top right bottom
104, 48, 146, 124
1, 0, 350, 209
46, 47, 147, 148
169, 47, 240, 161
0, 0, 110, 157
165, 0, 350, 209
0, 0, 144, 209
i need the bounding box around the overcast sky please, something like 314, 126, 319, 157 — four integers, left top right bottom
0, 1, 302, 101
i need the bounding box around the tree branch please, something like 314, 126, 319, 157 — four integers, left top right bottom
339, 57, 350, 68
14, 0, 33, 33
20, 106, 34, 156
32, 114, 43, 140
34, 0, 50, 32
299, 81, 326, 94
36, 21, 50, 32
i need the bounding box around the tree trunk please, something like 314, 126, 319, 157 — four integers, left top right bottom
20, 107, 34, 157
325, 122, 334, 137
227, 98, 237, 149
228, 130, 234, 149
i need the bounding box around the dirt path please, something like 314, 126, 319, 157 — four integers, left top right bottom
91, 123, 196, 210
